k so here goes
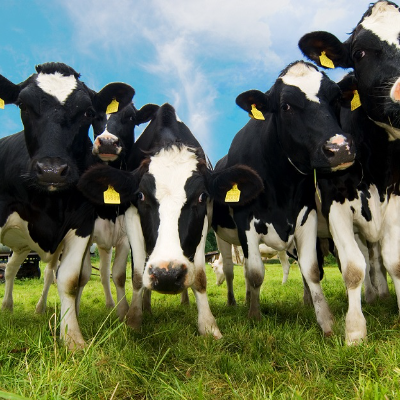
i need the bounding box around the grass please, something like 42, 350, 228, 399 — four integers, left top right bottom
0, 255, 400, 399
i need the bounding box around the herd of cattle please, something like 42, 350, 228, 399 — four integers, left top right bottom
0, 0, 399, 349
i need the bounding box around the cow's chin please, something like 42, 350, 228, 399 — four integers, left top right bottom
37, 181, 72, 192
98, 154, 119, 162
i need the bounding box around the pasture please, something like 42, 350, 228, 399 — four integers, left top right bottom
0, 254, 400, 400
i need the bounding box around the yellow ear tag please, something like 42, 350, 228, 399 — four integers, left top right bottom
250, 104, 265, 120
106, 99, 119, 114
319, 51, 335, 69
225, 184, 241, 203
0, 98, 4, 109
103, 185, 120, 204
351, 90, 361, 111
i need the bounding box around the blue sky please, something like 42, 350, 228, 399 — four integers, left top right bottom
0, 0, 375, 165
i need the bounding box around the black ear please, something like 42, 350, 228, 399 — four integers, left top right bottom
135, 104, 159, 125
298, 31, 352, 69
94, 82, 136, 113
0, 75, 21, 104
78, 164, 141, 205
208, 164, 264, 206
337, 73, 358, 109
236, 89, 270, 118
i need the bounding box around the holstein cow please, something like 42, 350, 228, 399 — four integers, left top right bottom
36, 86, 159, 320
0, 62, 133, 349
212, 61, 355, 337
299, 0, 400, 343
78, 103, 264, 338
211, 241, 291, 306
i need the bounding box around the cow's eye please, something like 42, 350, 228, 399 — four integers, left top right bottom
84, 107, 96, 118
199, 193, 208, 203
138, 192, 145, 201
353, 50, 365, 61
281, 103, 291, 111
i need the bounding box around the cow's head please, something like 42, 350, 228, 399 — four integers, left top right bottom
299, 0, 400, 139
236, 61, 355, 174
78, 104, 263, 294
92, 83, 159, 166
0, 63, 132, 191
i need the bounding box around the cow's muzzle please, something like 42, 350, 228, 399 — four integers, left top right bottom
323, 134, 355, 171
148, 261, 188, 294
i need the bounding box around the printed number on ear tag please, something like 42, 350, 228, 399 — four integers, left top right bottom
250, 104, 265, 120
225, 184, 241, 203
0, 98, 4, 109
103, 185, 120, 204
106, 99, 119, 114
351, 90, 361, 111
319, 51, 335, 69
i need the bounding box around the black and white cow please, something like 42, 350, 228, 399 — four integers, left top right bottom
78, 103, 264, 338
0, 62, 133, 349
299, 0, 400, 343
212, 61, 356, 336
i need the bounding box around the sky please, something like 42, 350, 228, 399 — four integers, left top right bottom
0, 0, 377, 165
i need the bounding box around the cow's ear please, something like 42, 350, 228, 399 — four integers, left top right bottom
135, 104, 159, 125
298, 31, 352, 69
236, 90, 270, 118
337, 73, 358, 109
78, 164, 141, 205
94, 83, 136, 113
208, 165, 264, 206
0, 75, 21, 105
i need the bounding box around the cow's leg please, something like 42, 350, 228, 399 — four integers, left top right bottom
111, 238, 130, 319
142, 288, 152, 313
180, 289, 189, 305
367, 241, 389, 300
36, 247, 62, 314
216, 235, 236, 305
244, 228, 264, 320
2, 249, 31, 310
279, 250, 290, 284
192, 267, 222, 339
98, 246, 115, 309
355, 234, 376, 304
296, 209, 333, 336
75, 248, 92, 316
124, 207, 146, 330
380, 196, 400, 312
329, 203, 366, 344
57, 233, 90, 350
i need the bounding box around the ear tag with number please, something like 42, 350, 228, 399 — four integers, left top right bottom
351, 90, 361, 111
106, 99, 119, 114
0, 98, 4, 109
249, 104, 265, 120
225, 184, 241, 203
103, 185, 120, 204
319, 51, 335, 69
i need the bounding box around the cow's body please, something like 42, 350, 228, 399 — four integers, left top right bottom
78, 103, 264, 337
212, 61, 355, 336
0, 63, 133, 348
299, 0, 400, 343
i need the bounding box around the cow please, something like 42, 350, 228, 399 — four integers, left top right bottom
0, 62, 133, 349
36, 88, 159, 320
77, 102, 264, 338
210, 241, 291, 306
298, 0, 400, 343
212, 60, 356, 337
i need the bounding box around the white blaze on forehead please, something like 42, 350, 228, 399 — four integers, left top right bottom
36, 72, 78, 104
147, 145, 199, 263
361, 2, 400, 50
280, 63, 322, 103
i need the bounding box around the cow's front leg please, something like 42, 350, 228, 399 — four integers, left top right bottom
57, 233, 90, 350
296, 209, 333, 336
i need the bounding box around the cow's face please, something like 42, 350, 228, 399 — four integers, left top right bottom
92, 102, 159, 165
236, 61, 355, 174
299, 1, 400, 138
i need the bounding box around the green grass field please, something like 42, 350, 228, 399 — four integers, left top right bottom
0, 256, 400, 399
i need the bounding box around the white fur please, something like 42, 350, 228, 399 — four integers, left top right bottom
280, 62, 322, 103
362, 2, 400, 50
36, 72, 77, 105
